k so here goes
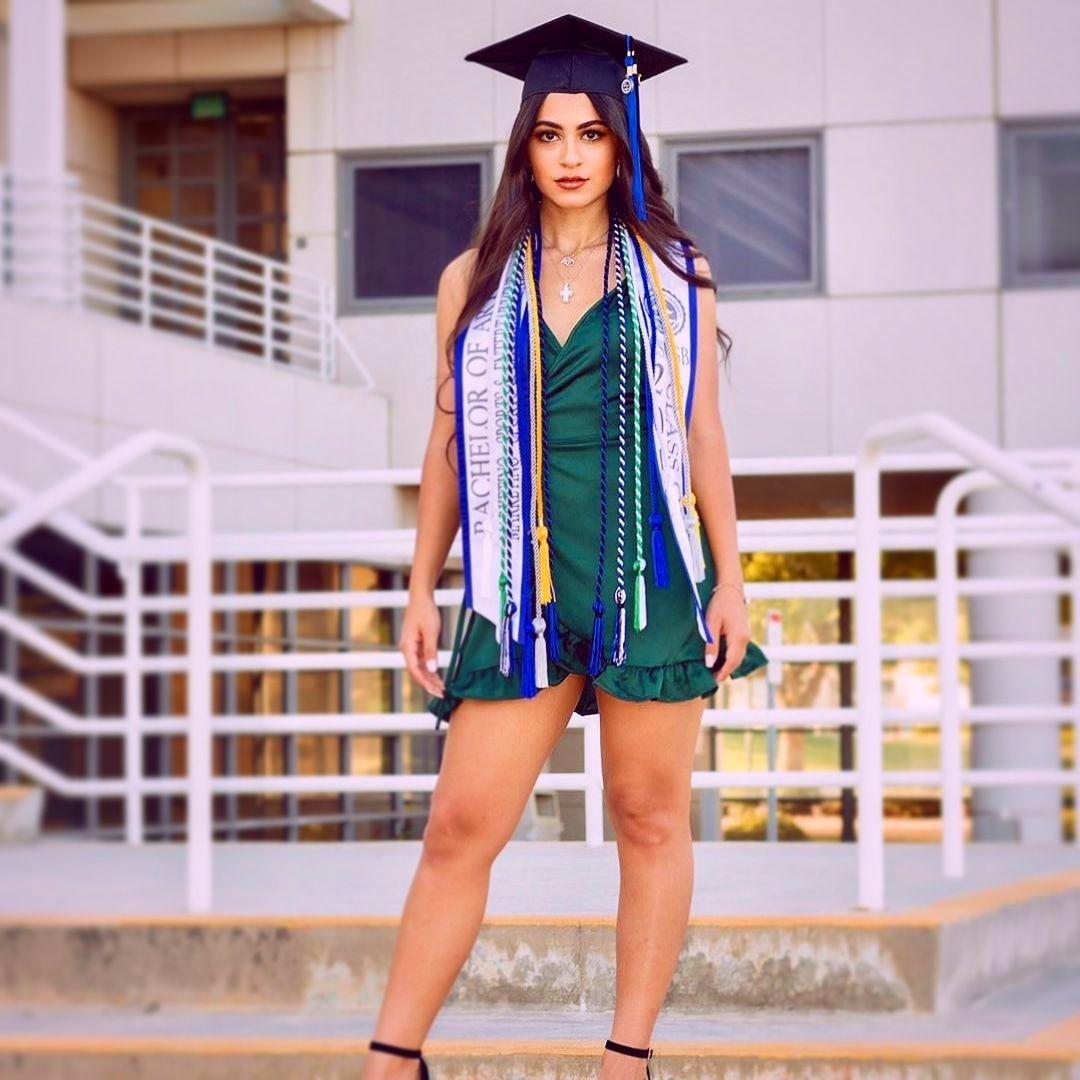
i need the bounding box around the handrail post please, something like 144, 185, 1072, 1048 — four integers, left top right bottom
186, 452, 213, 913
122, 484, 144, 845
854, 445, 885, 910
936, 475, 967, 877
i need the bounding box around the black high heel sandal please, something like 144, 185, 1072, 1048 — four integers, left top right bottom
367, 1038, 430, 1079
605, 1037, 654, 1078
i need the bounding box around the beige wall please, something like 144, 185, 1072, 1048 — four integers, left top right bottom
66, 83, 119, 200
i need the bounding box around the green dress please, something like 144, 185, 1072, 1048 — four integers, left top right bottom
427, 278, 721, 727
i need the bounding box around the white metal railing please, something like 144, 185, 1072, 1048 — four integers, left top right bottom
0, 166, 374, 388
853, 412, 1080, 909
0, 408, 1077, 913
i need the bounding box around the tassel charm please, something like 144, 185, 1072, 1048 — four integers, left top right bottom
588, 598, 606, 676
532, 615, 549, 688
544, 598, 561, 663
610, 585, 628, 666
534, 523, 554, 604
499, 599, 516, 677
632, 557, 648, 631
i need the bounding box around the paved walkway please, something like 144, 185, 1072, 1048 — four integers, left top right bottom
1, 837, 1076, 917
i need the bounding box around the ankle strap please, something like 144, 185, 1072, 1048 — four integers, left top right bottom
606, 1037, 653, 1059
369, 1039, 422, 1060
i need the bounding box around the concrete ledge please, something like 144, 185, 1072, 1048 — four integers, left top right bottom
1, 869, 1077, 1014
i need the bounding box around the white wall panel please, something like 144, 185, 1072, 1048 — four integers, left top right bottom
998, 0, 1080, 115
657, 0, 826, 135
1001, 288, 1080, 448
713, 297, 832, 457
828, 292, 999, 452
826, 120, 998, 295
825, 0, 993, 124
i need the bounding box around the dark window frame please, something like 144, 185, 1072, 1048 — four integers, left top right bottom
663, 131, 825, 300
1000, 118, 1080, 290
337, 147, 493, 315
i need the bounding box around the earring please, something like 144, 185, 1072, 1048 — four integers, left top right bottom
616, 163, 622, 178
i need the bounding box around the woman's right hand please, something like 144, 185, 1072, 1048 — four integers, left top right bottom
398, 593, 445, 698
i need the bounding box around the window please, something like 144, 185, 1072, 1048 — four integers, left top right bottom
339, 151, 491, 312
1001, 121, 1080, 288
667, 135, 822, 298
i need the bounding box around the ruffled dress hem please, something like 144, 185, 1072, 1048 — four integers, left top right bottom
426, 614, 719, 726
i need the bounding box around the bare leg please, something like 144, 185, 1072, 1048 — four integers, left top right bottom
594, 688, 706, 1079
362, 672, 587, 1079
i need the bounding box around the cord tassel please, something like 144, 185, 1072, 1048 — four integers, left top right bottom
532, 615, 549, 688
610, 585, 628, 666
623, 35, 648, 221
519, 609, 537, 697
534, 523, 554, 603
543, 598, 561, 662
499, 600, 516, 677
682, 493, 706, 579
649, 509, 670, 588
632, 557, 648, 631
588, 598, 606, 676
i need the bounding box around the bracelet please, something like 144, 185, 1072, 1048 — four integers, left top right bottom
711, 581, 748, 605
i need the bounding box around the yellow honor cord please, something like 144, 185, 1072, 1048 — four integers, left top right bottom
523, 234, 555, 604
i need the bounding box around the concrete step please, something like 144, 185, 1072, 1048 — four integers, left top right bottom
3, 867, 1078, 1015
1, 963, 1078, 1078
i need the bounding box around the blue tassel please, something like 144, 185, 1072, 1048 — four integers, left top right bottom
544, 598, 561, 663
650, 508, 670, 588
588, 598, 606, 676
646, 438, 670, 588
623, 34, 648, 222
520, 617, 537, 698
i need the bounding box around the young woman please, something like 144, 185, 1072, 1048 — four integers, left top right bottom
364, 15, 763, 1080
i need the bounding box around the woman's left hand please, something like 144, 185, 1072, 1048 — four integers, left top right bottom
704, 586, 750, 682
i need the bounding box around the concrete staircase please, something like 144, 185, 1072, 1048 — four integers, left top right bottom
2, 859, 1079, 1077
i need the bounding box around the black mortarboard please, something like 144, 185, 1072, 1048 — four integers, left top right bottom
464, 13, 689, 220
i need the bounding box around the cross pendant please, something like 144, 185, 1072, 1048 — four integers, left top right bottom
559, 281, 573, 303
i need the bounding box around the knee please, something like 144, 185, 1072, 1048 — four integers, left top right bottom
605, 783, 689, 848
421, 791, 502, 865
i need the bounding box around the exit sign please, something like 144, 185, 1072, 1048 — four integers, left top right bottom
189, 92, 228, 120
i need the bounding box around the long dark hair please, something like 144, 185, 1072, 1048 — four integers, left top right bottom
436, 89, 734, 469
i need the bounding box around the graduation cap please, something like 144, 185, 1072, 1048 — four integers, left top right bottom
464, 13, 688, 221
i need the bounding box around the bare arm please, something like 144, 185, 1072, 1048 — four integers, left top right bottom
397, 248, 477, 698
685, 254, 750, 679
